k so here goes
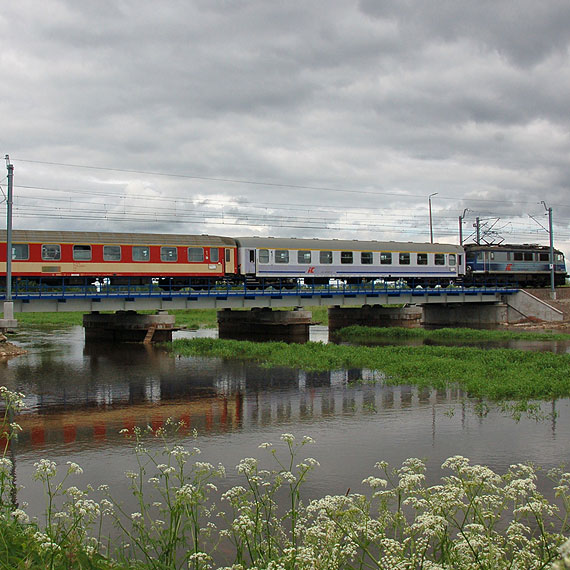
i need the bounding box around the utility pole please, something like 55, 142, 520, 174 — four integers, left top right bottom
1, 155, 16, 331
541, 201, 556, 299
475, 217, 480, 245
5, 156, 13, 302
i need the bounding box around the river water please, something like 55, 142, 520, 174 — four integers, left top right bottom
1, 325, 570, 523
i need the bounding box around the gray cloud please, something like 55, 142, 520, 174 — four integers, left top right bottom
1, 0, 569, 258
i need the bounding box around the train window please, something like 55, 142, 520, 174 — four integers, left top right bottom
514, 252, 523, 261
341, 251, 353, 264
259, 249, 269, 263
361, 251, 373, 264
210, 248, 219, 263
133, 246, 150, 262
557, 253, 564, 262
380, 252, 392, 265
449, 254, 456, 265
539, 253, 549, 262
399, 253, 410, 265
434, 254, 445, 265
161, 247, 178, 262
42, 244, 61, 261
73, 245, 92, 261
417, 253, 428, 265
320, 251, 333, 264
225, 249, 231, 262
490, 252, 495, 260
103, 245, 121, 261
298, 250, 312, 264
275, 250, 289, 263
12, 244, 29, 260
524, 252, 533, 261
188, 247, 204, 262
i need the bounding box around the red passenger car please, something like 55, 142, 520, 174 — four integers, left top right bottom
0, 230, 238, 286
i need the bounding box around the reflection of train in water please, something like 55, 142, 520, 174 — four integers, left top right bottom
9, 368, 458, 452
0, 230, 566, 289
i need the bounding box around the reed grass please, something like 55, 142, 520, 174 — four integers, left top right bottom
169, 337, 570, 401
336, 324, 570, 343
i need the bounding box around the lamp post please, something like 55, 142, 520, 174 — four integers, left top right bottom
428, 192, 438, 243
458, 208, 469, 245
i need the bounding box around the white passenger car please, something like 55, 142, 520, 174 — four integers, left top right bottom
235, 237, 465, 286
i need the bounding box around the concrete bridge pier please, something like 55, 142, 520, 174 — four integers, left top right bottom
328, 304, 422, 336
422, 303, 508, 327
83, 310, 179, 343
217, 308, 312, 343
0, 301, 18, 332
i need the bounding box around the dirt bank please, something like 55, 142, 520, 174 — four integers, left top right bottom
0, 335, 27, 358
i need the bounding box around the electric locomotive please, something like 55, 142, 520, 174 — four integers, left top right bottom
463, 243, 566, 287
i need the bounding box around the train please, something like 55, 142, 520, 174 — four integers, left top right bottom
0, 230, 566, 290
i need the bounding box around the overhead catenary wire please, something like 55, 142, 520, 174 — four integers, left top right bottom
13, 157, 570, 210
4, 158, 569, 248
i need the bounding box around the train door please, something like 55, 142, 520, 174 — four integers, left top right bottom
243, 249, 256, 275
224, 248, 236, 274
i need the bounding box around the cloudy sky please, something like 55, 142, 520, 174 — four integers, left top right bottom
2, 0, 570, 258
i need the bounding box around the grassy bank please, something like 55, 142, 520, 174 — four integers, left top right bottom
170, 337, 570, 401
9, 309, 221, 329
336, 324, 570, 343
7, 307, 331, 329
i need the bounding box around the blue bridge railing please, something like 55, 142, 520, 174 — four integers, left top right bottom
0, 277, 520, 301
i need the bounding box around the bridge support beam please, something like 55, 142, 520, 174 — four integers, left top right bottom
217, 308, 312, 343
422, 303, 507, 327
328, 305, 422, 337
83, 310, 178, 343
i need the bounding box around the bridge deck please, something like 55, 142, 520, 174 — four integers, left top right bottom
0, 280, 518, 312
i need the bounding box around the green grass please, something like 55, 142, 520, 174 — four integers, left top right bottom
169, 337, 570, 401
10, 312, 85, 327
336, 325, 570, 343
4, 307, 330, 329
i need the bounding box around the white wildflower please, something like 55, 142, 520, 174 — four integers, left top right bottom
67, 461, 83, 475
280, 433, 295, 444
11, 509, 29, 524
34, 459, 57, 479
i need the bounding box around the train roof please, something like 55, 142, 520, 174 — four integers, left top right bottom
0, 230, 237, 247
464, 243, 563, 254
234, 236, 463, 253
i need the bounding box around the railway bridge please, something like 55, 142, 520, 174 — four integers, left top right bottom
0, 282, 564, 341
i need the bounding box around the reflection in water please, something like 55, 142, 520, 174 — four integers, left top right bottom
1, 325, 570, 519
